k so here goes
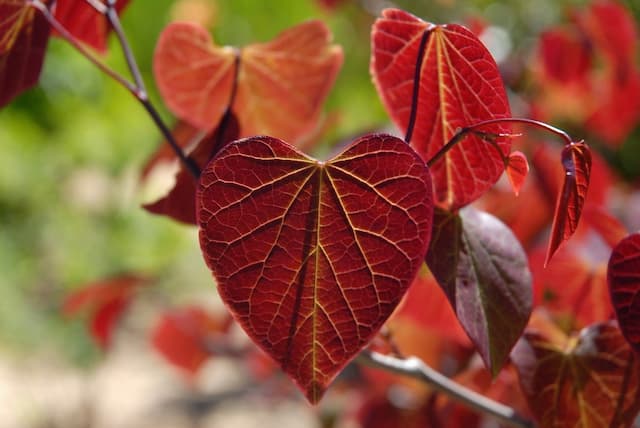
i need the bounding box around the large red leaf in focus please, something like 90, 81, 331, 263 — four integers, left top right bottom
53, 0, 130, 53
512, 321, 640, 428
371, 8, 511, 209
425, 206, 532, 375
64, 275, 147, 348
0, 0, 51, 107
608, 233, 640, 353
545, 142, 592, 266
197, 134, 434, 403
151, 306, 232, 375
154, 20, 342, 144
143, 112, 239, 225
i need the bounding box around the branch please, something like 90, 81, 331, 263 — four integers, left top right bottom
356, 350, 535, 428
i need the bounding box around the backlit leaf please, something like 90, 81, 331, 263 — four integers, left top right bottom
512, 321, 640, 428
0, 0, 51, 107
53, 0, 130, 52
144, 112, 239, 225
64, 275, 147, 348
545, 142, 592, 266
197, 134, 434, 403
425, 206, 532, 375
371, 8, 511, 209
608, 233, 640, 353
505, 151, 529, 196
154, 20, 342, 144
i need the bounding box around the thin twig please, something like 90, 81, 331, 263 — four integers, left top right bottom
356, 350, 535, 428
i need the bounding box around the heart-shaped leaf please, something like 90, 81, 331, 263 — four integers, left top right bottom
545, 141, 592, 266
154, 20, 342, 143
512, 320, 640, 428
0, 1, 51, 107
425, 206, 532, 375
608, 233, 640, 353
371, 8, 511, 209
505, 151, 529, 197
53, 0, 130, 52
197, 134, 434, 403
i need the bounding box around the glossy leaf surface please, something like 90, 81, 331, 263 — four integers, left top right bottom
154, 20, 342, 143
608, 233, 640, 353
0, 0, 51, 107
371, 8, 511, 209
53, 0, 130, 52
426, 206, 532, 375
513, 321, 640, 428
197, 134, 434, 403
545, 142, 592, 266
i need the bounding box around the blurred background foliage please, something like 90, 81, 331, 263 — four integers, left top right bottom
0, 0, 638, 364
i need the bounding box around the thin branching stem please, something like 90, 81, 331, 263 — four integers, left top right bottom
356, 350, 535, 428
427, 117, 576, 169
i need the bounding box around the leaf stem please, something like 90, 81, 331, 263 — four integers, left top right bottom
356, 350, 535, 428
404, 26, 434, 144
427, 117, 575, 168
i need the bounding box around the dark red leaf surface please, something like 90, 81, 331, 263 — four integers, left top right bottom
545, 142, 592, 266
53, 0, 130, 52
371, 8, 511, 209
513, 321, 640, 428
151, 306, 232, 375
608, 233, 640, 353
505, 150, 529, 196
0, 1, 51, 107
64, 275, 147, 348
197, 134, 434, 403
144, 112, 239, 225
425, 206, 532, 375
154, 20, 342, 144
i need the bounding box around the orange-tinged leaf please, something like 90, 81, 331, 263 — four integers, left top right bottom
545, 142, 592, 266
608, 233, 640, 353
197, 134, 434, 403
154, 20, 343, 144
53, 0, 130, 52
64, 274, 147, 348
0, 0, 51, 107
512, 321, 640, 428
582, 204, 627, 249
506, 151, 529, 196
371, 8, 511, 209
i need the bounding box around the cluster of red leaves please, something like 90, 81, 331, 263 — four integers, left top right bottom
531, 0, 640, 146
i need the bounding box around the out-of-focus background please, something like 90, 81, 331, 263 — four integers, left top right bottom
1, 0, 640, 427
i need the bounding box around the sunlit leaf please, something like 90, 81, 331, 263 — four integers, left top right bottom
0, 0, 51, 107
371, 8, 511, 209
63, 274, 147, 348
154, 20, 343, 144
53, 0, 130, 52
151, 305, 232, 375
505, 151, 529, 196
512, 321, 640, 428
608, 233, 640, 353
197, 134, 434, 403
545, 141, 592, 266
425, 206, 532, 375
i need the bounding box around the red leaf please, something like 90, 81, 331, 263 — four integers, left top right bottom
197, 134, 434, 403
64, 275, 147, 348
512, 321, 640, 428
141, 120, 203, 179
545, 141, 592, 266
608, 233, 640, 353
538, 28, 591, 84
582, 204, 627, 249
154, 20, 342, 144
151, 306, 232, 375
143, 112, 239, 225
371, 8, 512, 209
53, 0, 130, 53
0, 1, 51, 107
425, 207, 532, 375
505, 151, 529, 196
